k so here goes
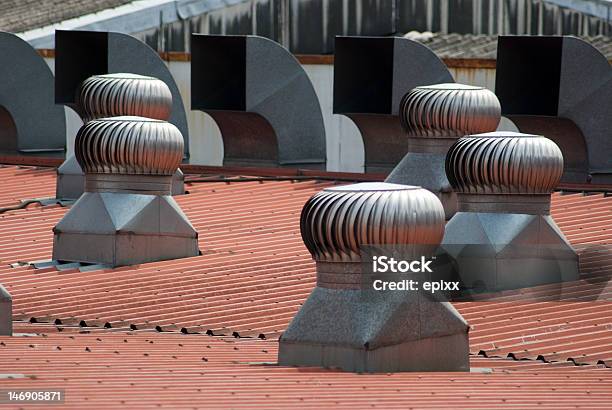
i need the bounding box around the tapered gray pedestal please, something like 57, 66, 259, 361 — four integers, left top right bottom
0, 284, 11, 336
279, 262, 470, 372
386, 139, 457, 219
56, 155, 86, 200
53, 192, 198, 266
442, 205, 579, 293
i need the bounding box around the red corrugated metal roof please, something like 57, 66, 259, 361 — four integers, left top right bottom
0, 165, 611, 408
0, 165, 56, 208
1, 323, 610, 410
0, 166, 610, 365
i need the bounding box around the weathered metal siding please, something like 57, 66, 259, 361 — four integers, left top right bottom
448, 66, 495, 90
398, 0, 612, 36
133, 0, 612, 53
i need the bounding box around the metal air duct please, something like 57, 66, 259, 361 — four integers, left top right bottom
495, 35, 612, 185
279, 182, 469, 372
54, 30, 189, 147
191, 34, 326, 169
52, 116, 199, 267
332, 36, 454, 173
0, 32, 65, 155
57, 73, 184, 199
442, 131, 579, 293
386, 83, 501, 219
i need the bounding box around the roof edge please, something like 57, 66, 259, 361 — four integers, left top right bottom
19, 0, 248, 49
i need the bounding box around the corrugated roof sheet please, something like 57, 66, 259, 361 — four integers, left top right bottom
0, 0, 133, 33
0, 165, 610, 370
408, 33, 612, 60
1, 322, 610, 409
0, 165, 56, 208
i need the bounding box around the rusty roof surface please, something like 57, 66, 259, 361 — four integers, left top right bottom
1, 322, 611, 409
0, 164, 611, 408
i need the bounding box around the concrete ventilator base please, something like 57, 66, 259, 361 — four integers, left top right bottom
56, 155, 186, 200
385, 152, 457, 220
0, 284, 11, 336
441, 212, 579, 293
52, 192, 199, 267
278, 286, 470, 372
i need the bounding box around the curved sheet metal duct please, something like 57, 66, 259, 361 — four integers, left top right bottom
332, 36, 454, 173
495, 35, 612, 185
55, 30, 189, 150
191, 34, 326, 169
0, 32, 65, 154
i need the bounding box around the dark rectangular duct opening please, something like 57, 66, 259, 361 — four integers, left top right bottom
55, 30, 108, 104
495, 36, 563, 116
191, 35, 246, 111
333, 36, 394, 114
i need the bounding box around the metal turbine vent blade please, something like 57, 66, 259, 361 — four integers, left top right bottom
399, 83, 500, 138
54, 30, 189, 153
55, 30, 190, 200
77, 74, 173, 122
301, 182, 445, 263
75, 116, 183, 178
446, 131, 563, 197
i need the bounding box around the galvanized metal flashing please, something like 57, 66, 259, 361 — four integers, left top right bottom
191, 34, 326, 169
0, 32, 65, 155
496, 35, 612, 185
332, 36, 455, 173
